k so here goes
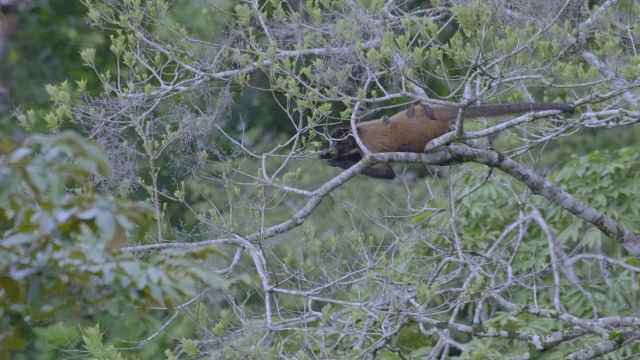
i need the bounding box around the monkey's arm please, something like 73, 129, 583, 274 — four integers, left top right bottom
319, 148, 396, 179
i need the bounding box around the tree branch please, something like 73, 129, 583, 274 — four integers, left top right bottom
371, 146, 640, 254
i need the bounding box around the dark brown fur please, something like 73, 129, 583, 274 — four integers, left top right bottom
323, 102, 574, 179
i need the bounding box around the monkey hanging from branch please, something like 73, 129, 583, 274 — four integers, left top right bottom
319, 102, 575, 179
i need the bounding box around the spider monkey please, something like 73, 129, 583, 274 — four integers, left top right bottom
320, 102, 574, 179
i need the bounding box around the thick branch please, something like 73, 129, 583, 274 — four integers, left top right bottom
373, 146, 640, 254
565, 329, 640, 360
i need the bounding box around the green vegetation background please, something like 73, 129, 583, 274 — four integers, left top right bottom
1, 0, 639, 359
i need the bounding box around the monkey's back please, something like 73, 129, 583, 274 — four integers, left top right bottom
354, 102, 574, 154
356, 105, 451, 153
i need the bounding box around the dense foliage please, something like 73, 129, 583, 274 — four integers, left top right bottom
2, 0, 640, 359
0, 132, 234, 359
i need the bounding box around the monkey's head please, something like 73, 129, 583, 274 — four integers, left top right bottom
329, 127, 359, 160
320, 127, 396, 180
319, 128, 362, 169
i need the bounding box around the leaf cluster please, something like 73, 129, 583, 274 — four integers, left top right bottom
0, 132, 230, 358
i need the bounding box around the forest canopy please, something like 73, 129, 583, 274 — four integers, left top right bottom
2, 0, 640, 359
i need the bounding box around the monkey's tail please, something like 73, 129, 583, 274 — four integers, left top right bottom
465, 102, 574, 117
